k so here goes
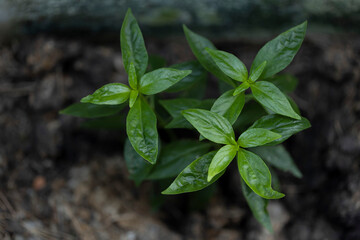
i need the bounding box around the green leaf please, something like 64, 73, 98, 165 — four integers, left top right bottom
121, 9, 148, 78
251, 81, 301, 119
265, 74, 298, 93
211, 90, 245, 125
166, 61, 207, 92
129, 90, 139, 108
139, 68, 191, 95
238, 128, 281, 148
206, 48, 248, 82
162, 151, 225, 194
250, 21, 307, 79
160, 98, 214, 129
182, 109, 236, 145
287, 95, 301, 115
128, 62, 138, 89
233, 81, 250, 96
208, 145, 238, 181
124, 139, 153, 186
183, 25, 235, 87
81, 83, 131, 105
129, 90, 138, 107
126, 97, 158, 164
147, 140, 212, 180
250, 114, 311, 145
249, 61, 267, 82
237, 148, 284, 199
250, 145, 302, 178
60, 103, 124, 118
241, 179, 273, 232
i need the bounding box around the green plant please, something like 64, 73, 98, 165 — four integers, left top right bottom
60, 9, 310, 232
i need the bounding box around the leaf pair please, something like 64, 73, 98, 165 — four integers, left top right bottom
184, 22, 307, 120
175, 109, 284, 199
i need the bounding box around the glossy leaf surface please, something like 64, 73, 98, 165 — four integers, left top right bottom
162, 151, 224, 194
238, 128, 281, 148
183, 25, 235, 87
251, 81, 300, 119
147, 140, 211, 180
129, 90, 138, 108
60, 103, 124, 118
121, 9, 148, 77
206, 48, 248, 82
208, 145, 237, 181
128, 62, 138, 89
250, 114, 311, 145
250, 21, 307, 79
183, 109, 236, 145
139, 68, 191, 95
233, 82, 250, 96
250, 145, 302, 178
237, 148, 285, 199
124, 139, 153, 186
249, 61, 267, 82
126, 97, 158, 164
81, 83, 131, 105
211, 90, 245, 125
241, 179, 273, 232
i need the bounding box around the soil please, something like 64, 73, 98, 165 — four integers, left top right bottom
0, 32, 359, 240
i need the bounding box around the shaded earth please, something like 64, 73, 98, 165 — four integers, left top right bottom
0, 32, 359, 239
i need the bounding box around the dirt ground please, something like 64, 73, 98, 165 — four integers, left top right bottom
0, 32, 359, 239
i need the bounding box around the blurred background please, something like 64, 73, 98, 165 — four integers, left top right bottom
0, 0, 359, 239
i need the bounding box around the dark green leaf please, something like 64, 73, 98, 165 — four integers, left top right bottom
121, 9, 148, 78
160, 98, 214, 129
237, 148, 284, 199
250, 21, 307, 79
251, 81, 301, 119
166, 61, 207, 92
241, 179, 273, 232
183, 25, 235, 87
126, 97, 158, 164
182, 109, 236, 145
60, 102, 124, 118
208, 145, 237, 181
139, 68, 191, 95
162, 151, 224, 194
211, 90, 245, 125
250, 145, 302, 178
238, 128, 281, 148
249, 61, 267, 82
250, 114, 311, 145
124, 139, 153, 186
81, 83, 130, 105
147, 140, 212, 180
265, 74, 298, 93
233, 82, 250, 96
206, 48, 247, 82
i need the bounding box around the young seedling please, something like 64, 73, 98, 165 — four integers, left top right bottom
60, 9, 311, 232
